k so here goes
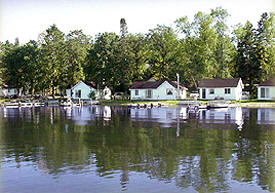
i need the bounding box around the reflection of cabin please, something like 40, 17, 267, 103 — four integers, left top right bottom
198, 78, 243, 100
130, 107, 187, 127
130, 78, 187, 100
130, 106, 247, 129
66, 81, 111, 100
258, 78, 275, 100
67, 106, 111, 125
199, 107, 245, 129
257, 108, 275, 125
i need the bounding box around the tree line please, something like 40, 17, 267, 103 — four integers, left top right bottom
0, 7, 274, 98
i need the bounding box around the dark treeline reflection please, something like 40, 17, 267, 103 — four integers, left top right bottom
0, 106, 274, 192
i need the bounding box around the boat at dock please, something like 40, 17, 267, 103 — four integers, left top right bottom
207, 100, 230, 109
179, 100, 207, 109
128, 103, 165, 108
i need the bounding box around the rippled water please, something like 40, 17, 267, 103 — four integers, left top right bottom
0, 106, 274, 193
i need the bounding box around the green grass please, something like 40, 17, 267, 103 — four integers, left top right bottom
99, 99, 275, 107
99, 99, 183, 106
235, 99, 275, 105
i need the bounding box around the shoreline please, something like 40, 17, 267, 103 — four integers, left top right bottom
98, 100, 275, 108
1, 99, 275, 108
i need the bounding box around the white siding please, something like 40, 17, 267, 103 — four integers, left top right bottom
0, 88, 18, 97
199, 79, 243, 100
130, 81, 187, 100
153, 81, 176, 100
258, 86, 275, 100
68, 81, 111, 100
199, 87, 236, 100
71, 82, 95, 100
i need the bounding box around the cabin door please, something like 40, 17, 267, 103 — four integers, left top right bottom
202, 89, 206, 99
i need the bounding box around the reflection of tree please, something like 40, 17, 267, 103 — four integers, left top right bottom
0, 107, 274, 192
231, 109, 275, 192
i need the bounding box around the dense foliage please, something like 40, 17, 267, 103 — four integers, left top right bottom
0, 8, 274, 98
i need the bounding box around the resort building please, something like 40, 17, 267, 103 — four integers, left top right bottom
0, 85, 21, 98
257, 78, 275, 100
198, 78, 243, 100
66, 81, 111, 100
130, 78, 187, 100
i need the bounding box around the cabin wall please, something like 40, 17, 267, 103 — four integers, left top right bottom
72, 82, 95, 100
130, 89, 150, 100
199, 87, 239, 100
258, 86, 275, 100
130, 81, 187, 100
153, 81, 176, 100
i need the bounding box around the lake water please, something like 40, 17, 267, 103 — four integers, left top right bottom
0, 106, 274, 193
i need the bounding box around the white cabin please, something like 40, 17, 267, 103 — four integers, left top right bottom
0, 86, 21, 98
66, 81, 111, 100
198, 78, 243, 100
130, 79, 187, 100
258, 78, 275, 100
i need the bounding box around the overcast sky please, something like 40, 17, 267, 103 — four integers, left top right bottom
0, 0, 274, 44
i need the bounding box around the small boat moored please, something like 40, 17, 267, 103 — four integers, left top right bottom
207, 100, 230, 109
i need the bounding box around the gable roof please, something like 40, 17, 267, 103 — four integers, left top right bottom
130, 80, 187, 90
72, 81, 97, 90
259, 78, 275, 86
83, 81, 97, 88
130, 81, 164, 89
198, 78, 241, 88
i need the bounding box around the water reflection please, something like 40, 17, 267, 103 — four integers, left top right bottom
0, 106, 274, 193
130, 106, 250, 130
257, 108, 275, 125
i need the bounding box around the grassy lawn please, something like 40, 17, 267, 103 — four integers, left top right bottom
99, 99, 275, 107
99, 99, 184, 106
232, 99, 275, 105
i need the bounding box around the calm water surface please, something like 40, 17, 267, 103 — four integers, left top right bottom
0, 106, 274, 193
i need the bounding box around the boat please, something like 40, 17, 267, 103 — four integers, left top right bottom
207, 100, 230, 109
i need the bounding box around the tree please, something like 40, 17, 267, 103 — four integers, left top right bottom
145, 25, 180, 80
211, 7, 235, 78
255, 12, 275, 82
175, 12, 218, 89
126, 34, 148, 81
2, 41, 39, 95
0, 42, 6, 86
63, 30, 91, 88
234, 22, 259, 97
38, 24, 65, 98
85, 32, 121, 92
118, 18, 135, 91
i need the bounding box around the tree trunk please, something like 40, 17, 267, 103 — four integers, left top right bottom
52, 85, 55, 99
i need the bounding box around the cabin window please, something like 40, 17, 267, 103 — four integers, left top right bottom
76, 90, 81, 98
146, 90, 152, 98
166, 89, 173, 95
135, 90, 139, 96
209, 89, 214, 95
225, 88, 231, 94
261, 88, 269, 98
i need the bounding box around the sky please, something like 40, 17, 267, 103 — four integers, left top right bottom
0, 0, 274, 44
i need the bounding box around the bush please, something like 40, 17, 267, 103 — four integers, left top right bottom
89, 91, 96, 100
